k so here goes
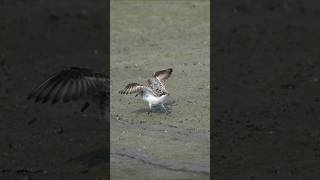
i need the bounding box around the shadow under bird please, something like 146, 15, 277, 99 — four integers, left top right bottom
119, 68, 173, 113
27, 67, 109, 119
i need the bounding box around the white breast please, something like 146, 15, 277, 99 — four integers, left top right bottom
143, 91, 168, 105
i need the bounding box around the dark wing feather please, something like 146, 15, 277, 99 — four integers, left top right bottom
118, 83, 145, 95
152, 68, 173, 81
27, 67, 108, 104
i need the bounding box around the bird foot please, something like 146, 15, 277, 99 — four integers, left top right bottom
147, 108, 153, 115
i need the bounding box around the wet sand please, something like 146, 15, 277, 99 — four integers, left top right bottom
110, 0, 210, 179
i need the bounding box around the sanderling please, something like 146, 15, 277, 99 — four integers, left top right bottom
119, 68, 172, 113
27, 67, 109, 118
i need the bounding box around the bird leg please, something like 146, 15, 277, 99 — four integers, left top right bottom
99, 92, 108, 120
81, 102, 90, 112
147, 102, 153, 115
161, 103, 169, 114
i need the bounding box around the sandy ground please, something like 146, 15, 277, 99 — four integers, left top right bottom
110, 0, 210, 179
0, 0, 108, 179
2, 0, 320, 179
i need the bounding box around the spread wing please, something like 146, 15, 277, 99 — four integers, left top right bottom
146, 78, 168, 96
27, 67, 108, 104
152, 68, 173, 81
119, 83, 145, 95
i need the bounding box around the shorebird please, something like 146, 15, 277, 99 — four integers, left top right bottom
119, 68, 172, 113
27, 67, 109, 119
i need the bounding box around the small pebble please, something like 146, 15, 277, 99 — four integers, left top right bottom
313, 77, 319, 82
55, 127, 64, 135
27, 118, 37, 125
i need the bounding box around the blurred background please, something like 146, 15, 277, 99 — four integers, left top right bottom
213, 0, 320, 179
0, 0, 108, 179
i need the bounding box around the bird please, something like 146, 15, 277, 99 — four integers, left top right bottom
119, 68, 173, 113
27, 67, 109, 119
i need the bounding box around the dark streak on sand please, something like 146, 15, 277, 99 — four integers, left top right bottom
111, 152, 210, 176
